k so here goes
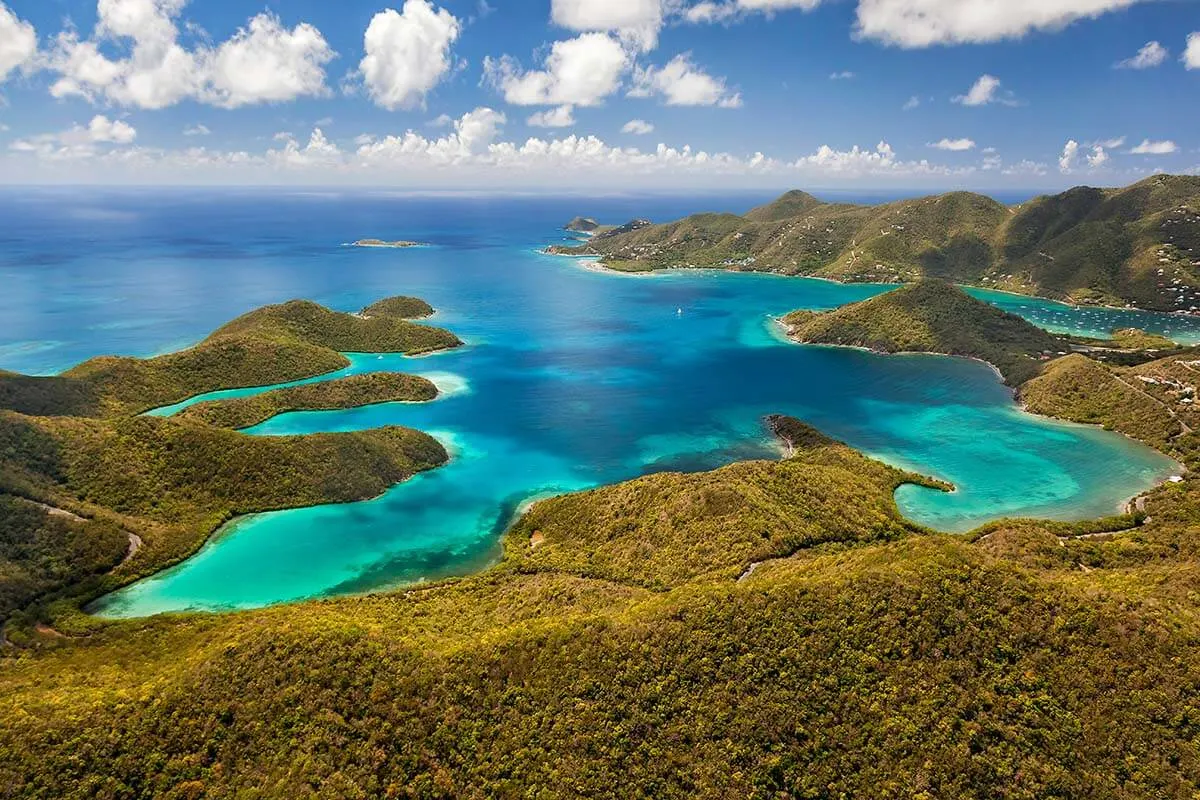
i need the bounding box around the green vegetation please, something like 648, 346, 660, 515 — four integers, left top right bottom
0, 409, 448, 616
1021, 354, 1184, 449
0, 371, 102, 418
8, 285, 1200, 795
0, 296, 456, 624
361, 296, 435, 319
0, 495, 128, 622
4, 413, 1200, 797
1111, 327, 1177, 350
560, 174, 1200, 311
783, 280, 1063, 384
564, 216, 607, 233
508, 420, 946, 590
0, 297, 460, 418
177, 372, 437, 429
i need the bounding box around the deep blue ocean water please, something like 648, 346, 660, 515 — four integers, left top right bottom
0, 188, 1188, 617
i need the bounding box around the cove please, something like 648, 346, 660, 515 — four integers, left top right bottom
0, 191, 1186, 618
92, 265, 1181, 617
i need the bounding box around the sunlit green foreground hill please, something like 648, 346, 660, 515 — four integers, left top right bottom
4, 286, 1200, 797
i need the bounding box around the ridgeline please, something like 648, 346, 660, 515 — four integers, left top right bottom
553, 174, 1200, 312
177, 372, 439, 429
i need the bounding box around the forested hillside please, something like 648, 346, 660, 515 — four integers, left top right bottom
555, 174, 1200, 312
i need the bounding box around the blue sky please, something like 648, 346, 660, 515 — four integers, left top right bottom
0, 0, 1198, 190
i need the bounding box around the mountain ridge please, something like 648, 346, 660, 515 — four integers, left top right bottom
553, 174, 1200, 312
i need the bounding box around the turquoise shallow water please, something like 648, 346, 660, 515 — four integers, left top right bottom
0, 190, 1187, 617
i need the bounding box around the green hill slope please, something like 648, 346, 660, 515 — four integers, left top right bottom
7, 290, 1200, 796
0, 297, 457, 624
0, 296, 461, 418
559, 175, 1200, 310
782, 280, 1063, 384
176, 372, 437, 429
3, 415, 1200, 797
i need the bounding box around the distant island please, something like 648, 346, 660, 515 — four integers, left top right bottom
564, 216, 605, 234
552, 174, 1200, 313
352, 239, 425, 248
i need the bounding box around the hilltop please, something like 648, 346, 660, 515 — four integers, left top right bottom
782, 280, 1064, 384
556, 174, 1200, 312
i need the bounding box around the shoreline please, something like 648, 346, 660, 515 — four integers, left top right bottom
772, 318, 1187, 518
773, 315, 1010, 384
88, 443, 455, 619
76, 255, 1193, 619
543, 249, 1199, 319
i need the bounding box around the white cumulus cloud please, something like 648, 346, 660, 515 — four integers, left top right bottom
528, 105, 576, 127
46, 1, 334, 110
1115, 40, 1167, 69
622, 118, 655, 134
685, 0, 822, 24
854, 0, 1149, 48
1130, 139, 1177, 155
630, 54, 742, 107
88, 114, 137, 144
10, 114, 137, 160
183, 124, 210, 136
1086, 145, 1109, 168
551, 0, 664, 50
1059, 139, 1079, 172
358, 1, 461, 111
929, 137, 975, 151
484, 33, 628, 107
269, 128, 342, 168
952, 74, 1016, 106
357, 107, 508, 165
1185, 32, 1200, 70
0, 2, 37, 84
206, 14, 334, 108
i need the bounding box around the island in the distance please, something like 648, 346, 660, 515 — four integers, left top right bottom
551, 173, 1200, 313
352, 239, 426, 248
564, 216, 605, 234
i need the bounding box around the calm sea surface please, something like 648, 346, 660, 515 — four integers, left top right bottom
0, 189, 1187, 616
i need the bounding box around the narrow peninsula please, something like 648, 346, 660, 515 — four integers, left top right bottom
781, 279, 1064, 385
0, 295, 459, 417
177, 372, 439, 429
